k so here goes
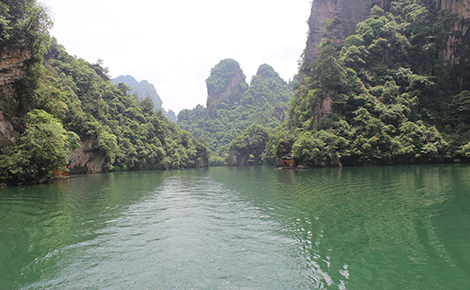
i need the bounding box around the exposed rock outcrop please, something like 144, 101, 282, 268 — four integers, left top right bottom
274, 106, 285, 122
0, 47, 32, 113
227, 147, 248, 166
67, 138, 110, 174
312, 90, 334, 129
0, 110, 17, 148
437, 0, 470, 63
303, 0, 470, 117
0, 48, 31, 88
206, 59, 248, 118
215, 69, 245, 104
303, 0, 469, 66
437, 0, 470, 88
0, 47, 32, 149
303, 0, 379, 71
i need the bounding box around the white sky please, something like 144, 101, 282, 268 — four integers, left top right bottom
39, 0, 312, 114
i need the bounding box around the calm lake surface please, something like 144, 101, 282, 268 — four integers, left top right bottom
1, 164, 469, 289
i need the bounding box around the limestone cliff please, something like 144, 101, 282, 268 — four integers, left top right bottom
437, 0, 470, 88
67, 138, 111, 174
215, 69, 245, 103
0, 111, 17, 148
0, 47, 32, 149
0, 48, 32, 99
303, 0, 381, 73
227, 147, 248, 166
312, 90, 334, 129
304, 0, 469, 64
205, 59, 248, 118
437, 0, 470, 63
303, 0, 470, 121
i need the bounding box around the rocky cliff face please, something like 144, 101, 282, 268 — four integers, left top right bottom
437, 0, 470, 63
214, 69, 246, 104
312, 90, 334, 129
0, 111, 17, 148
303, 0, 470, 117
303, 0, 380, 71
206, 59, 248, 118
304, 0, 470, 67
227, 147, 248, 166
0, 47, 32, 149
437, 0, 470, 88
67, 138, 111, 174
0, 48, 31, 96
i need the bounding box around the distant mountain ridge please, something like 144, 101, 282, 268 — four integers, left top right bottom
112, 75, 177, 122
112, 75, 163, 108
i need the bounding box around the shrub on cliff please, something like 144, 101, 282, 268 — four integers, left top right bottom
227, 124, 269, 166
0, 110, 79, 184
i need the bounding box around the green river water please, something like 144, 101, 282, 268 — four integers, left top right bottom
0, 164, 469, 289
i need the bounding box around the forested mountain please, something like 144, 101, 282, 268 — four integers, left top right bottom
0, 0, 208, 185
111, 75, 178, 123
264, 0, 470, 167
112, 75, 163, 108
177, 59, 293, 165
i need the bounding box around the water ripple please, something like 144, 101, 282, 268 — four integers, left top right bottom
1, 165, 470, 289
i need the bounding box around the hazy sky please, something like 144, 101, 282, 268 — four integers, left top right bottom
39, 0, 312, 114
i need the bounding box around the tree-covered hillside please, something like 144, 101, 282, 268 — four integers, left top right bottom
177, 59, 293, 165
0, 0, 208, 185
264, 2, 470, 167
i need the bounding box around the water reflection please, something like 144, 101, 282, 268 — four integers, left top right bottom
1, 165, 470, 289
211, 165, 470, 289
0, 171, 170, 289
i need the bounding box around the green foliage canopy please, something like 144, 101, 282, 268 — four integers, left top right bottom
265, 3, 461, 167
178, 62, 293, 166
0, 110, 79, 183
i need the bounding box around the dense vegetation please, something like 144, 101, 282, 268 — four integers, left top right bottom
178, 60, 293, 165
0, 0, 208, 184
264, 2, 470, 167
227, 124, 270, 166
2, 0, 469, 184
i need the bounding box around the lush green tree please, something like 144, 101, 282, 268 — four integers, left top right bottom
41, 39, 210, 172
0, 110, 79, 183
227, 124, 270, 166
392, 121, 449, 163
292, 130, 349, 167
458, 141, 470, 160
262, 125, 299, 165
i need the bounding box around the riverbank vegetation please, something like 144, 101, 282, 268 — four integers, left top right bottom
263, 2, 470, 167
2, 0, 470, 185
0, 0, 208, 185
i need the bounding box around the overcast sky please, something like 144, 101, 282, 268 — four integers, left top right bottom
39, 0, 312, 114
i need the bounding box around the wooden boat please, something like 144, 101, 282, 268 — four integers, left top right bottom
279, 154, 298, 169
